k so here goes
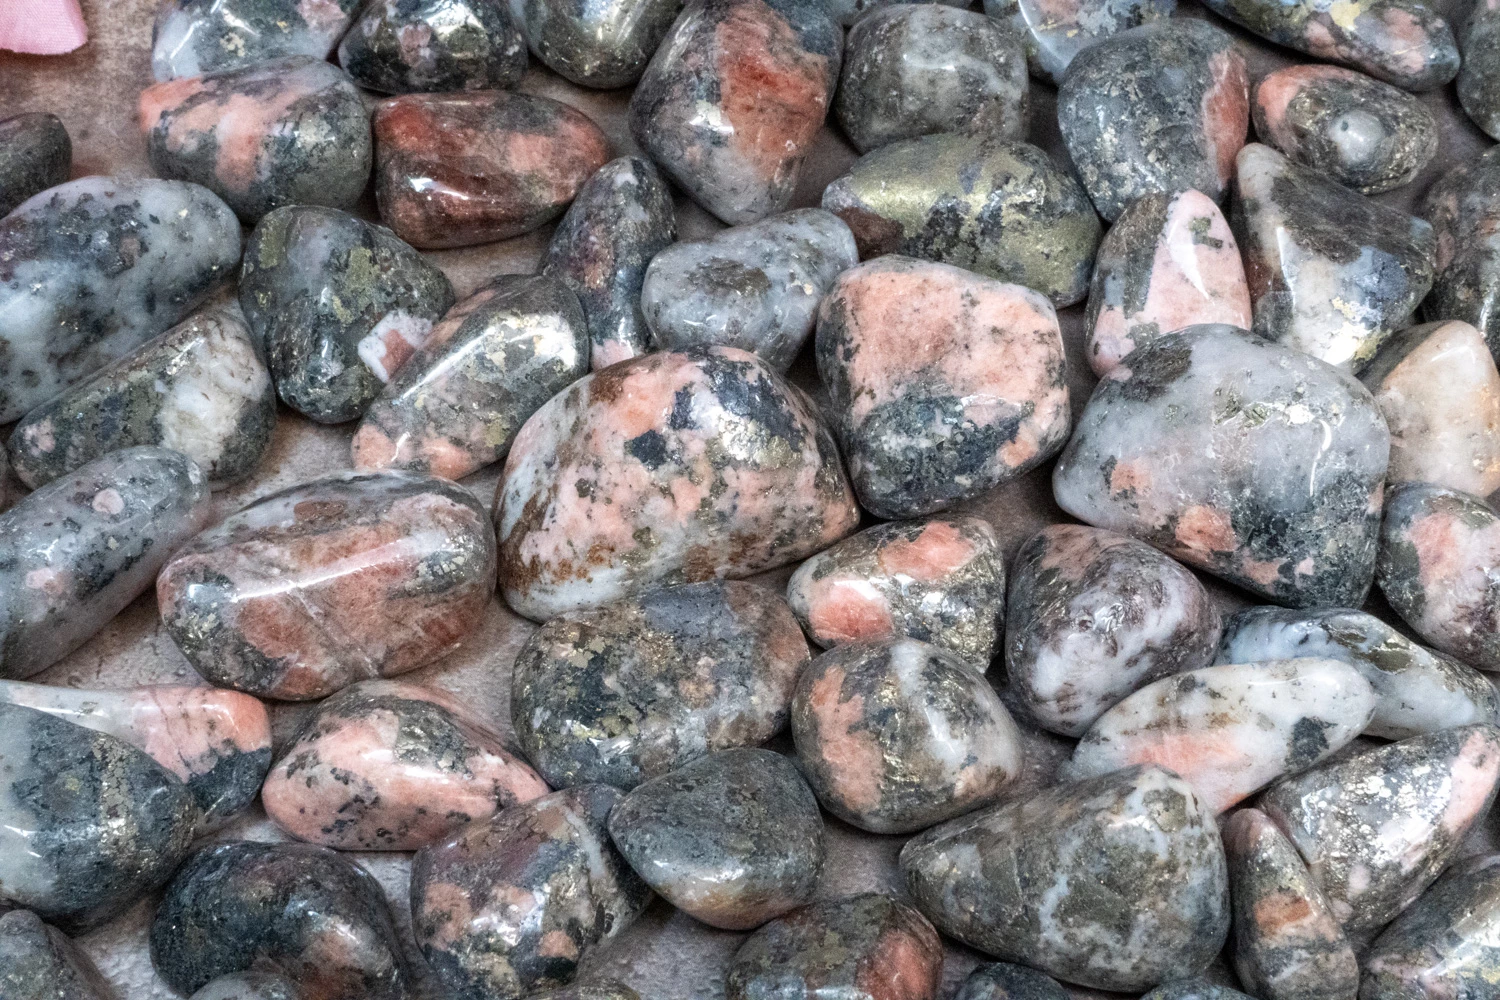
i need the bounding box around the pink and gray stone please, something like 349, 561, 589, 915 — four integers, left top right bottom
189, 973, 301, 1000
151, 0, 360, 80
954, 963, 1069, 1000
0, 112, 70, 218
982, 0, 1174, 84
518, 0, 682, 88
607, 748, 825, 930
1459, 0, 1500, 139
495, 347, 858, 620
1421, 145, 1500, 359
262, 680, 548, 850
1361, 853, 1500, 1000
817, 256, 1069, 519
901, 764, 1229, 990
790, 637, 1023, 834
642, 209, 857, 373
510, 581, 809, 790
1084, 188, 1252, 376
1057, 20, 1249, 222
0, 909, 111, 1000
337, 0, 528, 95
1053, 324, 1390, 608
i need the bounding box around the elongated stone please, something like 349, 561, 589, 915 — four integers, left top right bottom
158, 471, 495, 701
511, 581, 809, 789
412, 785, 651, 1000
1084, 188, 1252, 376
544, 156, 676, 369
1260, 723, 1500, 934
901, 764, 1229, 990
338, 0, 528, 95
0, 113, 70, 218
352, 274, 588, 480
151, 0, 360, 80
0, 909, 110, 1000
1421, 146, 1500, 358
1362, 853, 1500, 1000
520, 0, 680, 88
982, 0, 1174, 84
497, 347, 858, 619
190, 973, 301, 1000
1459, 0, 1500, 139
239, 205, 455, 424
9, 304, 275, 490
151, 842, 410, 1000
954, 963, 1069, 1000
0, 176, 240, 422
641, 209, 857, 372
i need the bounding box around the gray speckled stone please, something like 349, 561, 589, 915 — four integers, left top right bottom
151, 0, 361, 80
0, 113, 70, 219
1142, 983, 1253, 1000
521, 0, 681, 88
0, 909, 111, 1000
1421, 145, 1500, 359
1361, 854, 1500, 1000
189, 972, 301, 1000
525, 984, 640, 1000
338, 0, 527, 94
819, 0, 968, 25
953, 963, 1069, 1000
1459, 0, 1500, 139
982, 0, 1174, 85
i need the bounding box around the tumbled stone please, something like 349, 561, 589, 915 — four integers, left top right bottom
0, 909, 110, 1000
1218, 607, 1500, 740
1057, 20, 1249, 223
1084, 189, 1252, 376
791, 638, 1022, 834
544, 156, 676, 369
1142, 984, 1253, 1000
412, 785, 651, 1000
834, 5, 1027, 154
982, 0, 1174, 84
1459, 0, 1500, 139
0, 704, 197, 933
375, 90, 610, 249
817, 256, 1069, 518
527, 984, 640, 1000
352, 274, 588, 480
1053, 324, 1389, 608
338, 0, 527, 94
0, 447, 211, 681
239, 205, 455, 424
158, 471, 495, 701
520, 0, 680, 88
607, 748, 824, 930
0, 176, 240, 422
1362, 853, 1500, 1000
725, 893, 943, 1000
786, 515, 1005, 666
9, 304, 274, 490
511, 581, 809, 789
821, 135, 1101, 306
497, 348, 858, 619
1260, 723, 1500, 934
189, 973, 301, 1000
151, 0, 359, 80
954, 963, 1069, 1000
151, 842, 409, 1000
642, 209, 857, 372
140, 57, 372, 224
1421, 145, 1500, 358
820, 0, 967, 25
902, 764, 1229, 990
0, 112, 70, 218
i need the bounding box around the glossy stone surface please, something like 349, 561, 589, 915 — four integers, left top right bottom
834, 5, 1027, 154
338, 0, 527, 94
985, 0, 1174, 85
544, 156, 676, 369
352, 274, 588, 480
642, 209, 857, 372
239, 205, 455, 424
1459, 0, 1500, 139
786, 515, 1006, 667
151, 0, 360, 80
411, 785, 651, 1000
953, 963, 1069, 1000
817, 257, 1069, 519
1054, 324, 1389, 608
158, 471, 495, 701
189, 972, 301, 1000
725, 893, 943, 1000
520, 0, 681, 88
1361, 853, 1500, 1000
1057, 20, 1249, 223
0, 112, 70, 218
496, 348, 858, 619
821, 135, 1101, 306
140, 57, 371, 224
1421, 145, 1500, 358
0, 447, 211, 681
0, 176, 241, 423
0, 703, 197, 934
1006, 523, 1222, 737
607, 748, 824, 930
820, 0, 967, 25
901, 764, 1229, 990
151, 842, 409, 1000
374, 90, 610, 249
629, 0, 840, 224
1260, 723, 1500, 934
9, 303, 275, 490
791, 638, 1022, 834
1084, 189, 1252, 376
0, 909, 110, 1000
511, 581, 809, 789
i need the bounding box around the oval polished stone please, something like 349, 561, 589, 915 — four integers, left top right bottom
954, 963, 1070, 1000
1421, 145, 1500, 358
158, 471, 496, 701
151, 0, 360, 80
338, 0, 528, 94
822, 135, 1100, 306
0, 113, 70, 218
151, 842, 410, 1000
412, 785, 651, 1000
1459, 0, 1500, 139
791, 638, 1022, 834
352, 273, 589, 480
819, 0, 967, 25
983, 0, 1174, 84
0, 176, 241, 423
496, 347, 858, 619
374, 90, 610, 250
9, 303, 275, 491
901, 764, 1229, 991
642, 209, 857, 373
527, 984, 640, 1000
520, 0, 681, 88
190, 972, 301, 1000
1362, 854, 1500, 1000
511, 581, 809, 789
1053, 324, 1390, 609
607, 748, 824, 930
1142, 984, 1253, 1000
0, 909, 110, 1000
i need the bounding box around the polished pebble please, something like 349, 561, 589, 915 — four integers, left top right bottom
821, 0, 968, 25
1142, 983, 1253, 1000
519, 0, 681, 88
0, 112, 70, 217
1421, 145, 1500, 358
151, 0, 360, 80
0, 909, 111, 1000
953, 963, 1070, 1000
982, 0, 1174, 84
1459, 0, 1500, 139
525, 984, 641, 1000
338, 0, 528, 94
189, 972, 302, 1000
1361, 853, 1500, 1000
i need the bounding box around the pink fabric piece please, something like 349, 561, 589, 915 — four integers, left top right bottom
0, 0, 88, 55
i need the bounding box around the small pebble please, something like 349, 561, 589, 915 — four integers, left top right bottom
519, 0, 681, 88
189, 973, 301, 1000
151, 0, 360, 80
1361, 853, 1500, 1000
982, 0, 1174, 84
0, 909, 111, 1000
1421, 145, 1500, 358
0, 112, 70, 217
1459, 0, 1500, 139
338, 0, 528, 94
953, 963, 1070, 1000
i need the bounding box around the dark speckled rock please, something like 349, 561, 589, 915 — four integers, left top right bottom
954, 963, 1069, 1000
1361, 854, 1500, 1000
1421, 146, 1500, 359
189, 972, 301, 1000
151, 0, 360, 80
520, 0, 682, 88
1459, 1, 1500, 139
338, 0, 528, 94
0, 909, 111, 1000
607, 748, 824, 930
0, 113, 70, 218
982, 0, 1174, 84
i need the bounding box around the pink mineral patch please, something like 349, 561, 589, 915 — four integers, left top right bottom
0, 0, 87, 54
